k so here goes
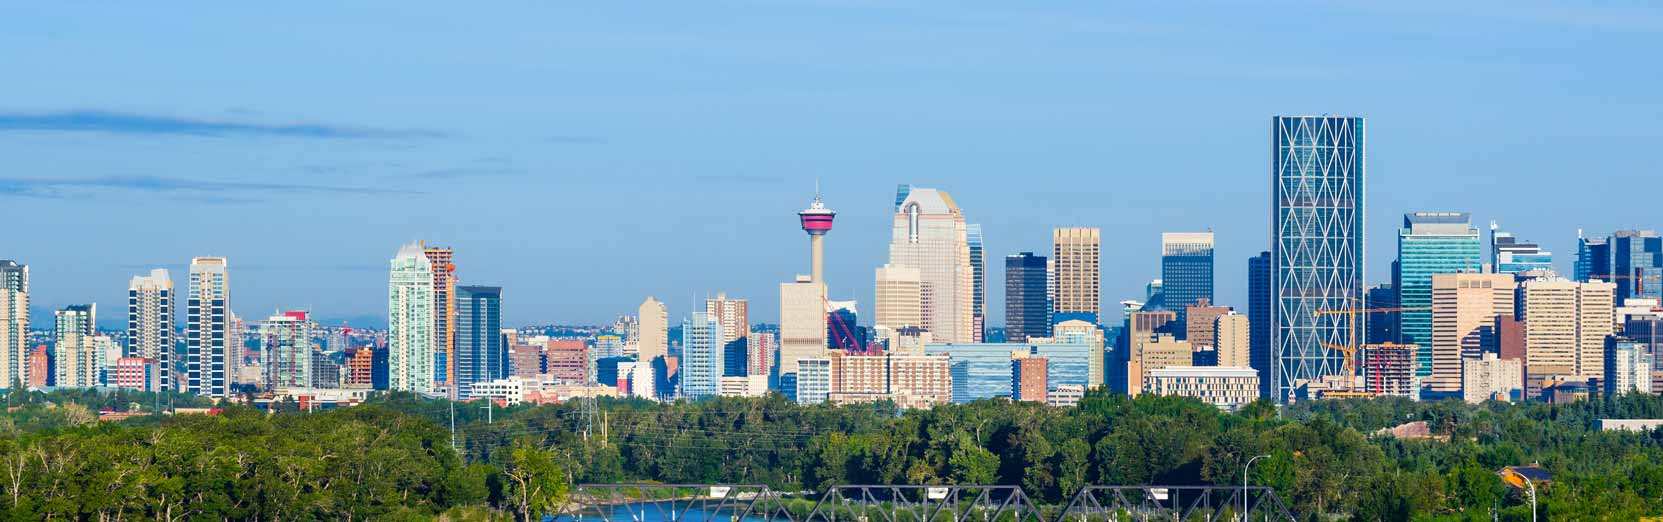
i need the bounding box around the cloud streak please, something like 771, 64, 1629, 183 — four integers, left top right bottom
0, 110, 447, 139
0, 175, 423, 201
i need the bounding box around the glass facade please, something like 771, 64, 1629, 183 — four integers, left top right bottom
454, 286, 504, 399
968, 224, 985, 342
1612, 230, 1663, 303
1247, 252, 1271, 399
1271, 115, 1365, 402
1005, 253, 1049, 342
1491, 225, 1553, 275
1160, 233, 1214, 314
1575, 234, 1610, 283
678, 312, 723, 399
1395, 212, 1481, 377
925, 342, 1091, 403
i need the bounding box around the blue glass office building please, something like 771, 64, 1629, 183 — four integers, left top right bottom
1395, 212, 1480, 377
1005, 253, 1050, 342
454, 285, 505, 399
1612, 230, 1663, 303
925, 342, 1092, 403
1490, 225, 1553, 275
1271, 115, 1365, 402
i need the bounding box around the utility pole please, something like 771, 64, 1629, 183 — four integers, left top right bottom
481, 400, 493, 424
449, 399, 459, 453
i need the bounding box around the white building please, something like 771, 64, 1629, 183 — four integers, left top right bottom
1143, 366, 1259, 411
187, 257, 232, 397
796, 357, 832, 404
127, 269, 174, 390
53, 305, 98, 388
719, 375, 769, 397
1462, 353, 1524, 403
387, 243, 436, 394
1046, 384, 1086, 408
1606, 339, 1652, 396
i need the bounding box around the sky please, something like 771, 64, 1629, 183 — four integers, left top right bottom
2, 2, 1660, 330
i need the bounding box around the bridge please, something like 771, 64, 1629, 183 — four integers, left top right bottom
560, 483, 1297, 522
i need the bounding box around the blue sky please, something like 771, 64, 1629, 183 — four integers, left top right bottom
3, 2, 1660, 329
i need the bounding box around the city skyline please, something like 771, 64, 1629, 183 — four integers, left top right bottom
4, 3, 1661, 329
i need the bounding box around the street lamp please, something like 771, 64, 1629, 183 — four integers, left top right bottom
1243, 455, 1269, 522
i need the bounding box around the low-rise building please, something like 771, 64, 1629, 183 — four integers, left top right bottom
1046, 384, 1085, 407
1462, 353, 1523, 403
1143, 366, 1258, 410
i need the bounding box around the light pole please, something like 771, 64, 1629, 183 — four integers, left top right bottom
1523, 477, 1537, 522
1243, 454, 1269, 522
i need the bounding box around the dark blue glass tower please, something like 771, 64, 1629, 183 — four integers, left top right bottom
454, 285, 503, 399
1005, 252, 1050, 342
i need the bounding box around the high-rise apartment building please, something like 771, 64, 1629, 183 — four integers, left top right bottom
387, 243, 436, 394
261, 310, 312, 389
455, 285, 504, 399
747, 331, 776, 377
1605, 338, 1652, 396
127, 269, 174, 390
889, 187, 975, 343
1519, 278, 1615, 388
1161, 232, 1215, 314
968, 224, 986, 342
1116, 307, 1177, 394
53, 305, 97, 388
706, 293, 749, 376
1005, 252, 1049, 342
186, 257, 231, 398
1052, 228, 1101, 324
680, 312, 723, 399
1429, 273, 1515, 394
1611, 230, 1663, 303
1214, 312, 1250, 368
1489, 222, 1554, 275
1011, 354, 1048, 402
1247, 252, 1271, 399
421, 244, 457, 391
0, 260, 29, 389
1271, 115, 1365, 402
1396, 212, 1482, 377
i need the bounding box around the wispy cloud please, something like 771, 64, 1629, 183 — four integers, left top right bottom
0, 175, 423, 201
0, 110, 447, 139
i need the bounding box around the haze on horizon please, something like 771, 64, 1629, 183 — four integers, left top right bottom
3, 2, 1659, 329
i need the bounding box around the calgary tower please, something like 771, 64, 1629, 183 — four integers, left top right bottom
798, 190, 836, 285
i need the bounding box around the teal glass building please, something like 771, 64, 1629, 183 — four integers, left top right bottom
1395, 212, 1480, 377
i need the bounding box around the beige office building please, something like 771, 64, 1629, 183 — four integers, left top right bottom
1051, 227, 1101, 322
1184, 299, 1231, 347
889, 188, 975, 343
1133, 334, 1193, 396
1429, 273, 1515, 393
778, 276, 827, 376
873, 264, 924, 331
1519, 278, 1615, 385
1462, 353, 1523, 403
705, 293, 749, 348
1214, 312, 1251, 368
636, 297, 668, 363
825, 351, 951, 409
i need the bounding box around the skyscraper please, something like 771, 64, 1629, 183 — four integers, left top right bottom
1364, 283, 1399, 344
1519, 278, 1615, 387
1247, 252, 1271, 399
1574, 231, 1611, 283
0, 260, 29, 389
1489, 222, 1554, 275
679, 312, 723, 399
1429, 273, 1514, 394
1161, 232, 1215, 314
706, 293, 749, 376
889, 187, 975, 343
874, 265, 924, 334
1214, 312, 1251, 368
261, 310, 312, 390
422, 244, 457, 392
53, 304, 97, 388
968, 224, 986, 342
387, 243, 436, 394
637, 297, 668, 364
1004, 253, 1049, 342
1395, 212, 1482, 378
455, 285, 504, 399
1611, 230, 1663, 303
1052, 228, 1101, 324
1271, 115, 1365, 402
127, 269, 174, 391
781, 192, 836, 393
186, 257, 231, 398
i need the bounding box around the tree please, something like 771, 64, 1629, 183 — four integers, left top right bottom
503, 442, 567, 521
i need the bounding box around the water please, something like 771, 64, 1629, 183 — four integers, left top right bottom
563, 500, 777, 522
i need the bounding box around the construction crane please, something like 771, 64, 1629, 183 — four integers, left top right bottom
1312, 305, 1429, 390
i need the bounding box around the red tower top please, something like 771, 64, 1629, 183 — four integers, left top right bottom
799, 193, 835, 235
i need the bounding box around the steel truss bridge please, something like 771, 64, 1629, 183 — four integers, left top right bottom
560, 484, 1297, 522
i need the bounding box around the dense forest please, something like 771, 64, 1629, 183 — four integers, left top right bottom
5, 387, 1663, 520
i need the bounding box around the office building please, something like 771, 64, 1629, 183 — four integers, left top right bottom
1184, 299, 1230, 345
1612, 230, 1663, 303
508, 341, 545, 379
1362, 343, 1417, 397
1005, 252, 1050, 342
1396, 212, 1482, 377
795, 357, 832, 404
420, 244, 456, 390
52, 305, 97, 388
1161, 232, 1215, 314
968, 223, 986, 342
186, 257, 232, 397
718, 375, 769, 398
706, 293, 750, 375
1606, 338, 1652, 396
1012, 354, 1048, 402
874, 265, 924, 332
110, 357, 161, 391
889, 187, 975, 343
126, 269, 174, 390
1144, 366, 1259, 411
1271, 115, 1366, 401
1247, 252, 1271, 399
1030, 319, 1106, 387
1462, 353, 1523, 403
827, 301, 864, 351
1052, 227, 1101, 324
636, 297, 667, 365
1429, 273, 1515, 393
679, 312, 723, 399
779, 276, 827, 383
1132, 334, 1193, 396
1144, 280, 1164, 309
311, 350, 341, 389
748, 331, 775, 377
455, 285, 504, 399
1365, 283, 1399, 344
0, 261, 26, 390
387, 243, 436, 394
1046, 384, 1086, 407
261, 310, 313, 390
1520, 278, 1616, 390
1574, 232, 1611, 283
1490, 222, 1554, 275
1214, 312, 1250, 368
1117, 308, 1178, 394
545, 340, 587, 383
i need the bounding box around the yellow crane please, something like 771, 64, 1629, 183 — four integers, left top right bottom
1312, 305, 1428, 390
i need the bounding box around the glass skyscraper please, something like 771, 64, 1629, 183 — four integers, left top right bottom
454, 285, 504, 399
1490, 222, 1553, 275
1247, 251, 1271, 399
1004, 252, 1049, 342
1271, 115, 1364, 402
679, 312, 723, 399
1160, 232, 1214, 314
1612, 230, 1663, 303
1395, 212, 1481, 377
968, 224, 986, 342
